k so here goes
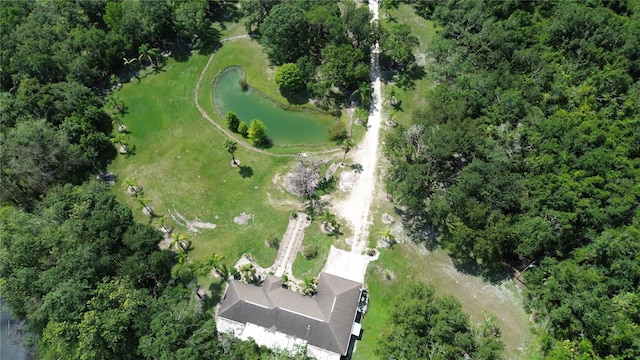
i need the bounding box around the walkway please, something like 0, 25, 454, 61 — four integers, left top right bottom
268, 213, 310, 281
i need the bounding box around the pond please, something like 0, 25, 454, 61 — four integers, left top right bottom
213, 68, 332, 146
1, 299, 29, 360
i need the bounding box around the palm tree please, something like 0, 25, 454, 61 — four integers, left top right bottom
320, 210, 339, 233
238, 263, 257, 284
205, 253, 228, 278
111, 115, 126, 132
379, 228, 396, 247
159, 215, 171, 233
134, 193, 154, 217
121, 177, 141, 195
170, 233, 189, 252
110, 133, 129, 154
106, 94, 125, 114
123, 57, 138, 66
138, 43, 159, 69
351, 82, 372, 106
223, 139, 238, 165
341, 137, 355, 165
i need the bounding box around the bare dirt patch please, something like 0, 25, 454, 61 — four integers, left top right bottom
381, 213, 394, 224
233, 212, 254, 225
338, 170, 356, 190
169, 206, 217, 233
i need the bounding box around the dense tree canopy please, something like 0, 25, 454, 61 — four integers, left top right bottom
0, 0, 224, 208
376, 283, 502, 360
0, 2, 312, 358
384, 1, 640, 358
255, 0, 379, 106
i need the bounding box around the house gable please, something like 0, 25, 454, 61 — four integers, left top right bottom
217, 272, 362, 356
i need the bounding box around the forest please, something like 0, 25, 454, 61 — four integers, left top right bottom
385, 0, 640, 358
2, 0, 639, 359
0, 0, 310, 358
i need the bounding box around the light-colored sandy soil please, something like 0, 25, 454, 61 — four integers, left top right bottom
324, 0, 383, 280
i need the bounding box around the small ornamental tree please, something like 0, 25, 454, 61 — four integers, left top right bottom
248, 119, 268, 146
302, 244, 318, 259
238, 122, 249, 138
225, 111, 240, 132
275, 63, 305, 92
223, 139, 238, 165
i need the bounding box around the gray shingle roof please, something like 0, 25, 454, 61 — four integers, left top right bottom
218, 272, 362, 355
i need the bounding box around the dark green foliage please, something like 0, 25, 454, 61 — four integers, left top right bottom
385, 1, 640, 357
225, 111, 240, 132
256, 1, 377, 104
381, 23, 419, 76
328, 121, 348, 142
376, 283, 503, 359
259, 3, 311, 65
238, 121, 249, 138
320, 44, 369, 92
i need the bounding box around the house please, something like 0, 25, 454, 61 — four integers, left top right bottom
216, 272, 364, 360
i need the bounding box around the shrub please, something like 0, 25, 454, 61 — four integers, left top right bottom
238, 122, 249, 137
266, 236, 280, 249
329, 121, 347, 141
275, 63, 305, 92
301, 244, 317, 259
248, 119, 268, 146
238, 74, 248, 91
225, 111, 240, 132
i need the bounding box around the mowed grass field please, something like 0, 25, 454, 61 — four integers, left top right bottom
109, 50, 298, 269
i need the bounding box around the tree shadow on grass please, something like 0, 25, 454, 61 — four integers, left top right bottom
450, 257, 514, 284
203, 281, 224, 311
238, 165, 253, 178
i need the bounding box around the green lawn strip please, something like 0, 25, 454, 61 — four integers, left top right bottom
381, 4, 436, 127
357, 245, 539, 360
291, 222, 334, 278
109, 55, 294, 269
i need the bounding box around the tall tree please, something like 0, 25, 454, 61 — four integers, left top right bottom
259, 3, 311, 65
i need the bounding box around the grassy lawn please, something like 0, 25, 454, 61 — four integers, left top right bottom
356, 244, 540, 360
110, 28, 352, 269
291, 223, 335, 279
381, 3, 436, 127
109, 53, 298, 270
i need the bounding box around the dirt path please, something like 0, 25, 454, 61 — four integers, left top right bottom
334, 0, 382, 254
325, 0, 382, 282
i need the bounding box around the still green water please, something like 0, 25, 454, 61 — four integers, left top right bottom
213, 68, 331, 145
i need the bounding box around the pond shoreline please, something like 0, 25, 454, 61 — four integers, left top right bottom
213, 66, 336, 117
212, 67, 336, 147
